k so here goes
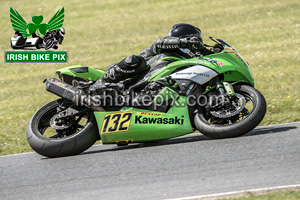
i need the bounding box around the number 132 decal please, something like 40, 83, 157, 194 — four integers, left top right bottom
100, 112, 133, 134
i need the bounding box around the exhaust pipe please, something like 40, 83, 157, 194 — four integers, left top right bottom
45, 78, 104, 111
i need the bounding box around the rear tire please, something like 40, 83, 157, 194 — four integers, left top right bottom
27, 99, 99, 158
194, 85, 266, 139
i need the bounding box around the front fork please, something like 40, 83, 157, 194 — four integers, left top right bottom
213, 77, 235, 96
208, 77, 236, 109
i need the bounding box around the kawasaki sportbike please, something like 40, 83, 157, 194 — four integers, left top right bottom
27, 38, 267, 157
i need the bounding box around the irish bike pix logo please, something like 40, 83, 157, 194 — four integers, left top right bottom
5, 7, 68, 63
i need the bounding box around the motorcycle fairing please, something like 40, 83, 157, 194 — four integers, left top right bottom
148, 45, 255, 86
94, 96, 193, 144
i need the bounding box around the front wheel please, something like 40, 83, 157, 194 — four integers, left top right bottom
27, 99, 99, 157
45, 40, 53, 50
194, 85, 267, 139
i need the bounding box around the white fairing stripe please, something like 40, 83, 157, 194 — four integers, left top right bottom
170, 65, 218, 85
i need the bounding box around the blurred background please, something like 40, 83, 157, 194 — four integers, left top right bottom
0, 0, 299, 155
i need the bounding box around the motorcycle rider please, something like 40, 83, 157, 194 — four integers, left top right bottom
89, 23, 223, 92
43, 27, 65, 50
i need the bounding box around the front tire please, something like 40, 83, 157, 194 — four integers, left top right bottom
194, 85, 267, 139
27, 99, 99, 157
45, 40, 53, 50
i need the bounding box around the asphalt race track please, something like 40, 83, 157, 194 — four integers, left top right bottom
1, 122, 300, 200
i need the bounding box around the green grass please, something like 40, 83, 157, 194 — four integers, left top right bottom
219, 189, 300, 200
0, 0, 300, 155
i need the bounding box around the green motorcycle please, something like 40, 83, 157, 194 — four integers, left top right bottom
27, 38, 267, 157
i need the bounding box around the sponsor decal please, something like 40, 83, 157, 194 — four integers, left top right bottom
120, 68, 136, 73
224, 48, 244, 63
198, 58, 223, 68
101, 112, 133, 134
135, 115, 184, 125
53, 79, 67, 87
175, 72, 210, 77
182, 60, 210, 66
137, 112, 162, 117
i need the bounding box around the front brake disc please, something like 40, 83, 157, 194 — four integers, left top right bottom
210, 93, 246, 119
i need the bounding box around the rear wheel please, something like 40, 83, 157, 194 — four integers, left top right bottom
27, 99, 99, 157
194, 85, 266, 139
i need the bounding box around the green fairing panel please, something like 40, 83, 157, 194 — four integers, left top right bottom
152, 87, 179, 104
56, 65, 105, 81
149, 47, 254, 86
93, 96, 193, 144
204, 49, 254, 86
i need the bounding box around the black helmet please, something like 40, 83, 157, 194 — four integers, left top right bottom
168, 23, 203, 43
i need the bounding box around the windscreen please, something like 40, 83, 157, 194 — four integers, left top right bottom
217, 39, 250, 68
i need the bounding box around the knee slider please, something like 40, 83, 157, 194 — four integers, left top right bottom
116, 55, 147, 79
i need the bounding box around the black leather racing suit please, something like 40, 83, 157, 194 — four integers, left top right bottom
89, 36, 215, 92
140, 36, 213, 62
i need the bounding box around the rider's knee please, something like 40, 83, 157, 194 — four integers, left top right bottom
104, 55, 147, 82
117, 55, 147, 79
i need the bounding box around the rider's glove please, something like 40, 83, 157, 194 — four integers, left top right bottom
180, 37, 203, 50
213, 44, 224, 53
188, 37, 203, 50
179, 38, 189, 48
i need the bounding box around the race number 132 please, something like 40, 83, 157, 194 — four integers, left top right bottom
100, 112, 133, 134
